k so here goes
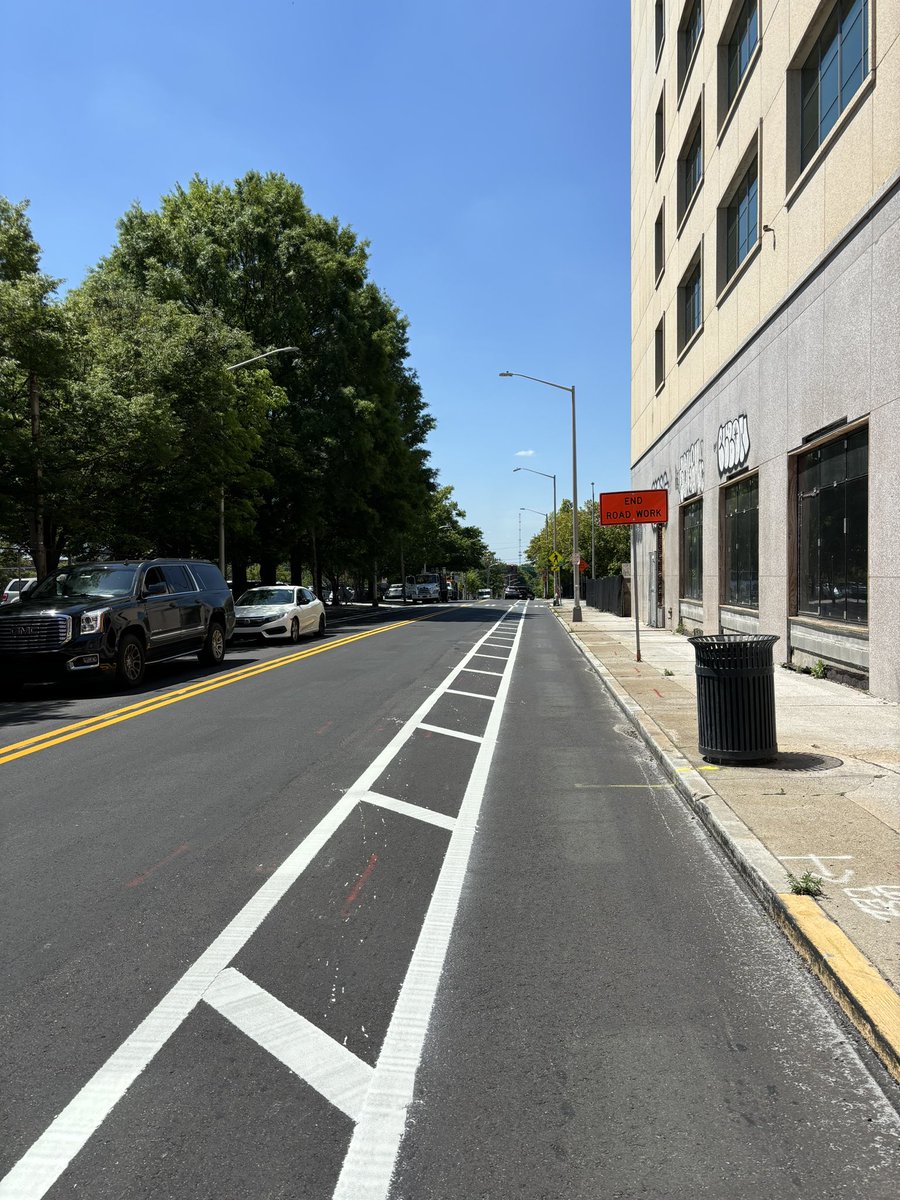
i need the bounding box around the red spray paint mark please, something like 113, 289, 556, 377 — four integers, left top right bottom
126, 843, 190, 888
341, 853, 379, 919
316, 721, 333, 736
653, 688, 663, 698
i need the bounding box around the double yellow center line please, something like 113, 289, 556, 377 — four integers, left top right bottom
0, 617, 417, 767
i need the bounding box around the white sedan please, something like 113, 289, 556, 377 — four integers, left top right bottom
232, 585, 326, 643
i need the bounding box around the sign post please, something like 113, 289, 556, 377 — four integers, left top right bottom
599, 489, 669, 664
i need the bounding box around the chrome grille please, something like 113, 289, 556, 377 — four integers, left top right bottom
0, 614, 71, 651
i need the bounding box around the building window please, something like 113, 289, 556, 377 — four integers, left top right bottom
723, 474, 758, 607
725, 157, 758, 280
798, 426, 868, 623
683, 122, 703, 213
654, 204, 665, 281
727, 1, 759, 105
655, 317, 665, 390
801, 0, 869, 169
680, 257, 702, 346
655, 89, 666, 171
679, 0, 704, 94
681, 499, 703, 599
656, 0, 665, 62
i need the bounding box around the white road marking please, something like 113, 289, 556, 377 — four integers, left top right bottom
417, 723, 484, 744
460, 668, 503, 677
203, 968, 373, 1121
481, 642, 510, 650
0, 610, 519, 1200
332, 604, 524, 1199
359, 791, 457, 832
445, 689, 493, 700
472, 653, 508, 661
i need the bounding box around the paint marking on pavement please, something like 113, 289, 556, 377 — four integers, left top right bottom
460, 668, 504, 677
574, 783, 676, 789
358, 791, 457, 832
0, 609, 520, 1200
417, 722, 484, 745
445, 689, 493, 701
125, 843, 191, 888
0, 621, 419, 769
203, 968, 373, 1121
341, 853, 380, 919
471, 653, 508, 661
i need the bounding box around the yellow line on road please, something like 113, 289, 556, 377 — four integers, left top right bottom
0, 617, 422, 767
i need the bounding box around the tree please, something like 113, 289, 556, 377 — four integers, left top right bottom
0, 198, 75, 574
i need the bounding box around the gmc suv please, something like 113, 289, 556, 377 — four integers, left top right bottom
0, 559, 235, 695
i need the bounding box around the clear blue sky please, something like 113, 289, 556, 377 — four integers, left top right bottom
2, 0, 632, 564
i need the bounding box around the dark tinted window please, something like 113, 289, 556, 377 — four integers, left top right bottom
727, 0, 758, 104
32, 565, 138, 601
189, 561, 228, 591
801, 0, 869, 169
143, 566, 168, 592
798, 427, 867, 622
681, 500, 703, 599
163, 564, 196, 593
723, 474, 759, 607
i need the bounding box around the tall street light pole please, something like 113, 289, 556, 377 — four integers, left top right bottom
501, 372, 582, 622
222, 346, 299, 576
513, 465, 559, 606
591, 480, 596, 580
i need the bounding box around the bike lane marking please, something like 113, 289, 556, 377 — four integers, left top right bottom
0, 610, 525, 1200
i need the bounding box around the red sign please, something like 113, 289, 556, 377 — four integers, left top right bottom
599, 489, 668, 526
578, 559, 588, 573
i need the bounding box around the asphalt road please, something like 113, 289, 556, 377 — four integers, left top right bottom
1, 600, 898, 1199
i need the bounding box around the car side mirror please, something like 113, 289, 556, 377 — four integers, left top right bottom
144, 581, 168, 597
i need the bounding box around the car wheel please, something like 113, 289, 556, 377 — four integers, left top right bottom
198, 621, 226, 666
289, 617, 301, 644
316, 614, 326, 638
116, 633, 146, 688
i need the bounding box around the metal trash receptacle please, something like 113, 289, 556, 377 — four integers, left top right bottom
688, 634, 779, 764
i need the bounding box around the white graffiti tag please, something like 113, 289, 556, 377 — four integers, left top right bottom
677, 439, 704, 500
716, 414, 751, 476
782, 855, 855, 884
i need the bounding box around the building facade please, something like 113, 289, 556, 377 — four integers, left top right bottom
630, 0, 900, 699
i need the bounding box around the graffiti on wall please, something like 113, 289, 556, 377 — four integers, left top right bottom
677, 439, 704, 500
716, 414, 751, 477
651, 470, 669, 492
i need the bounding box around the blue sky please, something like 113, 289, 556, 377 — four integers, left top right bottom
2, 0, 632, 563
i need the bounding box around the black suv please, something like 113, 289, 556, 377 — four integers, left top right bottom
0, 559, 235, 694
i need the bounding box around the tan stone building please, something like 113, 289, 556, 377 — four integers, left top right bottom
630, 0, 900, 699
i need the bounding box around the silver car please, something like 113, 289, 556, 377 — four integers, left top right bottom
232, 585, 326, 643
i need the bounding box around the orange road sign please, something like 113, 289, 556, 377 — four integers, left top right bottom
598, 489, 668, 526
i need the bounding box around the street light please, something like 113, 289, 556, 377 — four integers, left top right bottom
221, 346, 299, 576
514, 465, 559, 606
590, 480, 596, 580
501, 372, 582, 621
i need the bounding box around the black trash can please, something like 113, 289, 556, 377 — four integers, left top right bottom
688, 634, 779, 764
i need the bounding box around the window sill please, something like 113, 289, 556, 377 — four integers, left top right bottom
655, 265, 665, 288
676, 180, 702, 238
655, 37, 665, 72
785, 71, 875, 209
677, 323, 703, 364
716, 237, 761, 306
677, 33, 704, 111
791, 614, 869, 636
720, 602, 759, 615
655, 379, 666, 397
655, 153, 665, 182
716, 40, 761, 148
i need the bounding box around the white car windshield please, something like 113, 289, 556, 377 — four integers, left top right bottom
237, 587, 295, 606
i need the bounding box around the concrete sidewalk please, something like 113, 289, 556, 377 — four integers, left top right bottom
547, 599, 900, 1082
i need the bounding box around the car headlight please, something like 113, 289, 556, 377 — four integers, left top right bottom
80, 608, 109, 635
267, 611, 288, 621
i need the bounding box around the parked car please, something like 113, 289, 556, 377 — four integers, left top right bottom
476, 588, 493, 600
232, 585, 325, 643
504, 584, 535, 601
384, 581, 415, 601
1, 577, 37, 605
0, 559, 235, 694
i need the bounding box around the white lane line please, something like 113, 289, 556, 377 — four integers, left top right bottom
481, 642, 510, 650
460, 668, 503, 677
417, 723, 483, 745
445, 689, 493, 701
332, 601, 524, 1199
203, 969, 373, 1121
0, 609, 518, 1200
359, 791, 457, 832
472, 653, 508, 661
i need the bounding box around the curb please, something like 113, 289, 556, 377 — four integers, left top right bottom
551, 608, 900, 1085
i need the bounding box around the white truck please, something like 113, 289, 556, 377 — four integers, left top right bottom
414, 572, 442, 603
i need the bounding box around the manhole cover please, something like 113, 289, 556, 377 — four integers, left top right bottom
758, 752, 843, 773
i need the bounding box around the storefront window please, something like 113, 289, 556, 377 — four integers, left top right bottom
798, 427, 867, 623
680, 499, 703, 599
723, 474, 758, 607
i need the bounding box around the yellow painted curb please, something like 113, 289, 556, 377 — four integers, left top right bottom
777, 894, 900, 1082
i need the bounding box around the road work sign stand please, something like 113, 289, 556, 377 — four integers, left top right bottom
599, 489, 669, 664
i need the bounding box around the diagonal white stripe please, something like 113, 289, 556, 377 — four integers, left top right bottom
445, 688, 493, 700
417, 722, 483, 744
203, 969, 373, 1121
359, 791, 457, 831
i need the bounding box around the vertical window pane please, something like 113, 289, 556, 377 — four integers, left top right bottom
845, 477, 868, 623
800, 0, 869, 168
